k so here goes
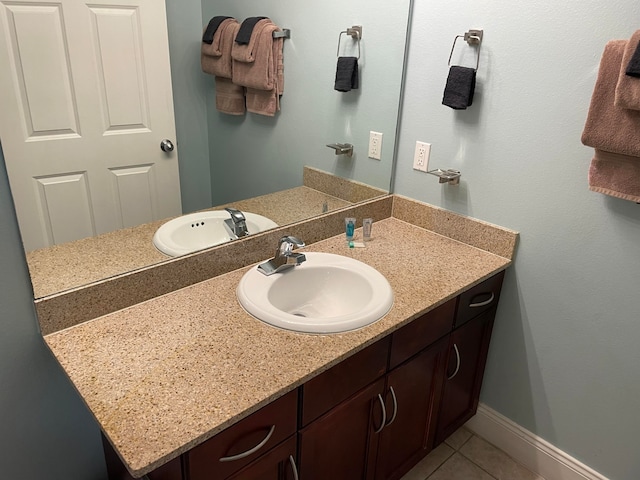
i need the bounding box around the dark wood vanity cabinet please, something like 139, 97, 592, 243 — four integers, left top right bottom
103, 271, 505, 480
434, 271, 504, 445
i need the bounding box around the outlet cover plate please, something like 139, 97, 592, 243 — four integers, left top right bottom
368, 131, 383, 160
413, 141, 431, 172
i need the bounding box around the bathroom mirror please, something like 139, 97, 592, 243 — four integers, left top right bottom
0, 0, 411, 299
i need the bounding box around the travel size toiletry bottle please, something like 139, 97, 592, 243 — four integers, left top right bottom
363, 218, 373, 242
345, 217, 356, 241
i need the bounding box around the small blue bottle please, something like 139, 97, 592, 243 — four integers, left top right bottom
345, 217, 356, 241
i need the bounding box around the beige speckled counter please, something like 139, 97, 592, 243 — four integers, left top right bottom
44, 215, 516, 478
27, 186, 352, 299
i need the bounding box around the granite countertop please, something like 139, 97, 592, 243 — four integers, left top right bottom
44, 217, 512, 478
27, 186, 351, 299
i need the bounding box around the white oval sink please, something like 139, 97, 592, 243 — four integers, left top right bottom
237, 252, 393, 334
153, 211, 278, 257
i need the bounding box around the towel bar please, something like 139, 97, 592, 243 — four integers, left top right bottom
448, 29, 483, 71
273, 29, 290, 39
337, 26, 362, 59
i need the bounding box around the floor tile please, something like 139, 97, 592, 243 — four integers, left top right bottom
399, 443, 455, 480
460, 435, 544, 480
427, 453, 496, 480
443, 426, 473, 450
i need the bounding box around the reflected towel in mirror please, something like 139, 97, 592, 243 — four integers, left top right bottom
334, 57, 359, 92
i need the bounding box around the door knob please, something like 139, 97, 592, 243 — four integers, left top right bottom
160, 139, 174, 152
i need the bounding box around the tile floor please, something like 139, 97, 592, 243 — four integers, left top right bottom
400, 427, 545, 480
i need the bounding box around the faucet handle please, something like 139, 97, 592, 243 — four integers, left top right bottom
277, 235, 305, 256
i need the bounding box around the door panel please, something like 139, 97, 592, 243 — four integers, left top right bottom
35, 172, 95, 244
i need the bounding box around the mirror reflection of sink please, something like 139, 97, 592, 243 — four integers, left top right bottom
153, 211, 278, 257
237, 252, 393, 334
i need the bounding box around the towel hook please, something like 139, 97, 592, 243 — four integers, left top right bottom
337, 25, 362, 59
448, 29, 483, 71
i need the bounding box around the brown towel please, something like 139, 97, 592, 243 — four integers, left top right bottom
231, 18, 273, 63
233, 23, 284, 116
614, 30, 640, 110
245, 35, 284, 116
233, 24, 283, 90
581, 40, 640, 157
201, 18, 239, 79
246, 88, 279, 116
589, 150, 640, 202
214, 77, 245, 115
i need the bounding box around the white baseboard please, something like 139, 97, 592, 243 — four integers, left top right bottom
465, 404, 608, 480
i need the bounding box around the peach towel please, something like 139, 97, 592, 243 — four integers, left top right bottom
581, 40, 640, 157
589, 150, 640, 203
232, 21, 284, 116
214, 77, 245, 115
614, 30, 640, 111
231, 19, 273, 63
201, 18, 239, 79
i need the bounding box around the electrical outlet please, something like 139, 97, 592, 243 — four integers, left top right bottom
368, 131, 383, 160
412, 141, 431, 172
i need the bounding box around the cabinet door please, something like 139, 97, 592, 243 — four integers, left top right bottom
375, 337, 449, 480
226, 435, 298, 480
298, 378, 386, 480
435, 307, 496, 445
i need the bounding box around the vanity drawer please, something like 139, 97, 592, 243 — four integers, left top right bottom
455, 271, 505, 328
188, 389, 298, 480
389, 298, 456, 369
301, 336, 390, 427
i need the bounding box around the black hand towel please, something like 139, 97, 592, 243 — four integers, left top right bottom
202, 16, 232, 44
625, 40, 640, 77
442, 66, 476, 110
235, 16, 268, 44
334, 57, 359, 92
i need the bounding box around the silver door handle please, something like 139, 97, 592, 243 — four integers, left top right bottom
288, 454, 299, 480
160, 139, 174, 152
385, 386, 398, 427
219, 425, 275, 462
469, 292, 494, 308
448, 344, 461, 380
373, 393, 387, 434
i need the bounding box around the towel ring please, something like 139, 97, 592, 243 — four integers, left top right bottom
337, 25, 362, 59
448, 29, 483, 71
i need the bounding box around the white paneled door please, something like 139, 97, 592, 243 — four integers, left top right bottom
0, 0, 182, 251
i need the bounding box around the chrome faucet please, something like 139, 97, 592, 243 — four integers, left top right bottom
224, 207, 248, 238
258, 236, 306, 275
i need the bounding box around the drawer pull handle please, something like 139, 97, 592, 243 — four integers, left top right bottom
288, 454, 299, 480
469, 292, 494, 308
385, 386, 398, 427
219, 424, 276, 462
448, 344, 461, 380
373, 393, 387, 434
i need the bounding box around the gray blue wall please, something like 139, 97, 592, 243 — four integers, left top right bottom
166, 0, 212, 213
3, 1, 640, 479
0, 141, 107, 479
394, 1, 640, 478
201, 0, 409, 205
